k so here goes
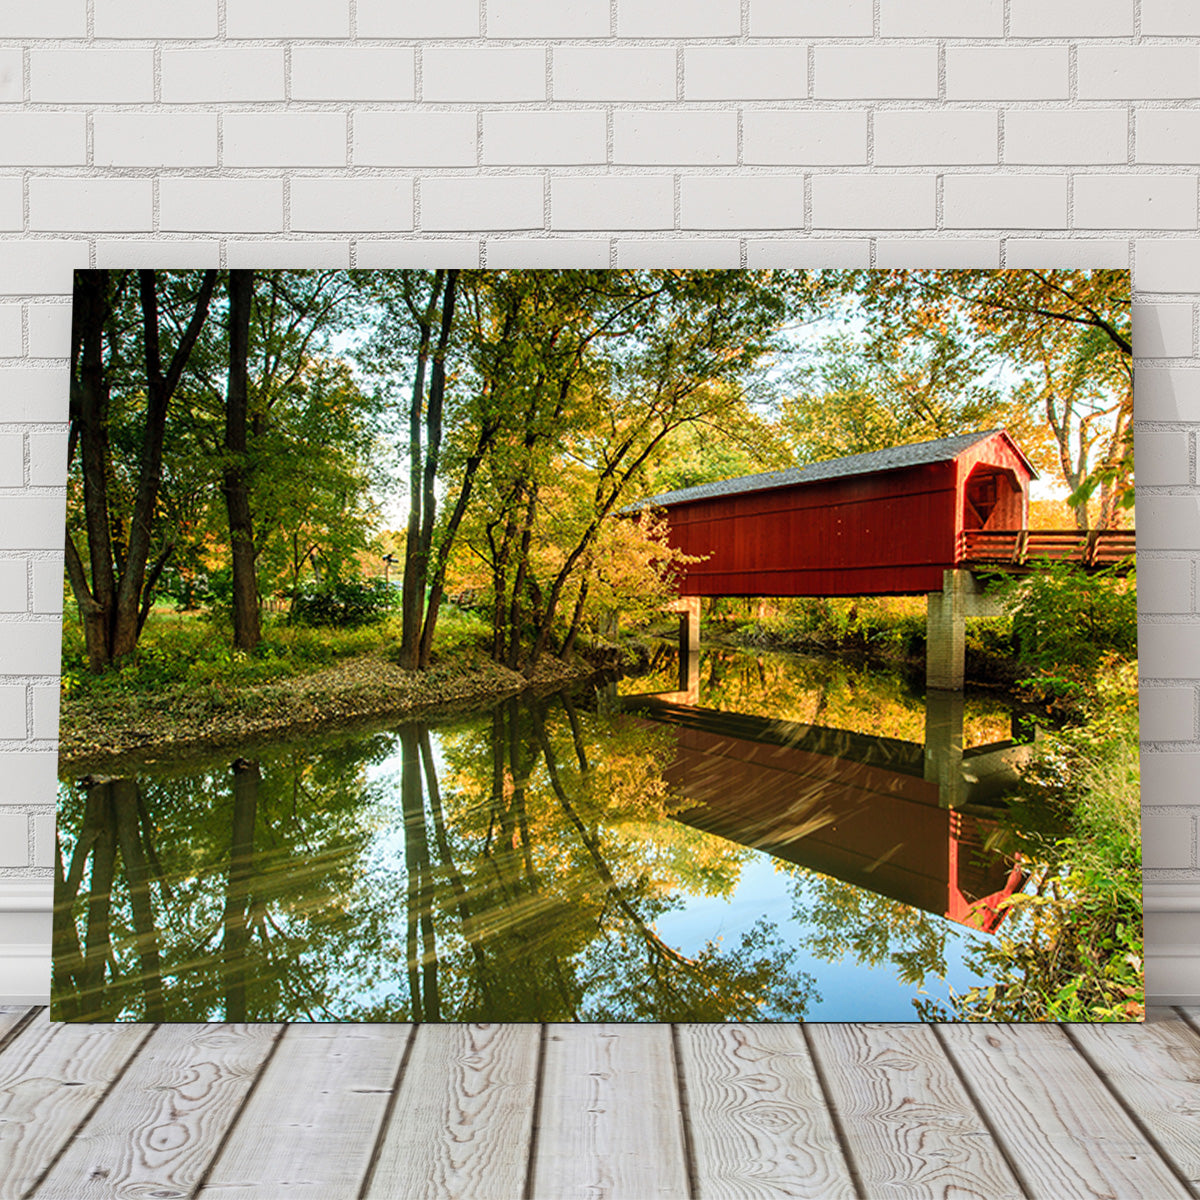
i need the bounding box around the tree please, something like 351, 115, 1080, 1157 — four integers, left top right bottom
65, 269, 217, 671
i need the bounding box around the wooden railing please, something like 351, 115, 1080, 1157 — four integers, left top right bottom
959, 528, 1136, 569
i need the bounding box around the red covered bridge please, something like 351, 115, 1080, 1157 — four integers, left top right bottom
630, 430, 1134, 689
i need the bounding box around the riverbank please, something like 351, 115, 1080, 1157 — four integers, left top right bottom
59, 651, 603, 770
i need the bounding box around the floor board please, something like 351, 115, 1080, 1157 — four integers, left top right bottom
1, 1011, 1197, 1200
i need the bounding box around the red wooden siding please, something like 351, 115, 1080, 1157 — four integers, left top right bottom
661, 431, 1034, 598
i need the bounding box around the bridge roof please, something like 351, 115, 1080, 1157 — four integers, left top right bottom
629, 428, 1036, 511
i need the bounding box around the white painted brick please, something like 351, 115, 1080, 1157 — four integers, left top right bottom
1004, 109, 1128, 166
26, 305, 68, 359
874, 110, 997, 166
0, 179, 21, 231
94, 0, 216, 37
1075, 176, 1196, 232
489, 0, 608, 37
0, 500, 64, 550
31, 50, 153, 104
813, 47, 938, 100
29, 434, 65, 488
0, 622, 63, 670
811, 176, 936, 229
95, 241, 221, 268
226, 0, 349, 38
681, 177, 804, 230
1141, 686, 1196, 741
879, 0, 1001, 36
160, 178, 283, 233
553, 48, 677, 101
290, 48, 415, 102
1138, 241, 1200, 294
162, 49, 285, 104
684, 48, 809, 101
291, 178, 414, 232
1006, 239, 1128, 268
0, 245, 83, 296
1078, 48, 1200, 100
2, 0, 85, 36
223, 114, 347, 169
30, 178, 151, 233
1145, 813, 1195, 869
1133, 303, 1194, 358
1138, 497, 1200, 549
1136, 368, 1200, 421
0, 814, 27, 867
484, 238, 607, 268
355, 113, 477, 167
31, 559, 63, 614
742, 111, 867, 166
423, 176, 543, 232
945, 48, 1069, 100
33, 814, 54, 866
615, 239, 740, 267
93, 114, 218, 168
0, 370, 68, 421
357, 240, 480, 267
485, 111, 608, 166
0, 52, 21, 105
1138, 111, 1200, 166
614, 111, 737, 166
0, 688, 24, 739
746, 239, 872, 267
0, 561, 26, 612
357, 0, 478, 36
1142, 0, 1200, 34
1010, 0, 1132, 35
943, 175, 1068, 229
0, 115, 86, 167
551, 176, 673, 231
0, 436, 22, 487
0, 752, 56, 804
619, 0, 739, 37
227, 241, 351, 268
875, 239, 1001, 268
0, 307, 20, 357
750, 0, 871, 35
423, 49, 546, 103
1136, 430, 1191, 486
30, 685, 58, 741
1137, 559, 1193, 614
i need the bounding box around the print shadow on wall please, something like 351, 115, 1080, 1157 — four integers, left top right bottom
51, 268, 1140, 1022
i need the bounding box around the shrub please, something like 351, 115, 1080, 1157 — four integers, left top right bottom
288, 579, 397, 628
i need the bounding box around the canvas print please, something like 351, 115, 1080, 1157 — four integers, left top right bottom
51, 268, 1139, 1023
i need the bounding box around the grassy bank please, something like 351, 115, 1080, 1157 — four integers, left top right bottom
59, 605, 603, 769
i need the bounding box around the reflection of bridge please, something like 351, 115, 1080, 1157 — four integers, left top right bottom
631, 430, 1135, 689
624, 692, 1028, 934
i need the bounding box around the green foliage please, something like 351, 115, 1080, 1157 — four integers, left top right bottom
288, 579, 397, 628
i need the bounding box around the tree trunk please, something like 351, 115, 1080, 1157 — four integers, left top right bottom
223, 270, 261, 652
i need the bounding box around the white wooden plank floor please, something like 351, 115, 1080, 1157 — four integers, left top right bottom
1, 1006, 1198, 1200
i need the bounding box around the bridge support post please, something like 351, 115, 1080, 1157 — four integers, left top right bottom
924, 688, 966, 808
672, 596, 701, 701
926, 569, 1003, 691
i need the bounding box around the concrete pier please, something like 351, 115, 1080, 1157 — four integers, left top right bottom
925, 569, 1003, 690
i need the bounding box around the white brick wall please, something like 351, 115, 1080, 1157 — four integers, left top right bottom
0, 0, 1196, 1004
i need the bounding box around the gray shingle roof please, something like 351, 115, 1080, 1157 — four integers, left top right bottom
627, 429, 1026, 511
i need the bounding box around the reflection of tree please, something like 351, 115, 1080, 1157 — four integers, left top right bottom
788, 869, 971, 990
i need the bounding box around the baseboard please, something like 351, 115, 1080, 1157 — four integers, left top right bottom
0, 945, 49, 1004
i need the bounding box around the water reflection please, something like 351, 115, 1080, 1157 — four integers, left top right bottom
53, 656, 1023, 1022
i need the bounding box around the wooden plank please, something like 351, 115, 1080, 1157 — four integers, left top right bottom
676, 1024, 855, 1199
938, 1023, 1191, 1200
31, 1022, 281, 1200
530, 1024, 689, 1200
197, 1023, 415, 1200
0, 1005, 35, 1051
0, 1010, 151, 1200
1067, 1018, 1200, 1192
365, 1023, 539, 1200
807, 1023, 1023, 1200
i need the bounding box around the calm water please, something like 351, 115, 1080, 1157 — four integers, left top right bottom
53, 647, 1026, 1022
